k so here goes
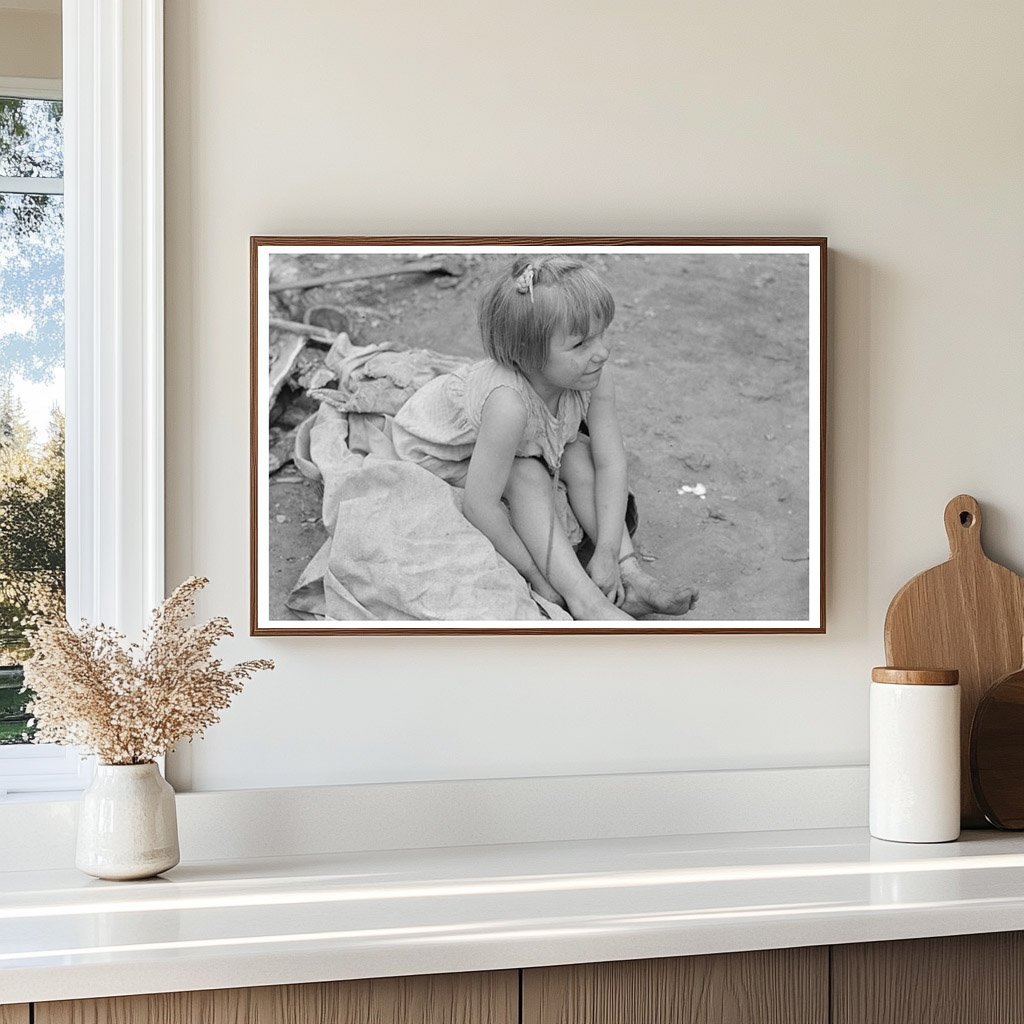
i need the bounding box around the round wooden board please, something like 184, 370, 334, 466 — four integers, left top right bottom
971, 662, 1024, 829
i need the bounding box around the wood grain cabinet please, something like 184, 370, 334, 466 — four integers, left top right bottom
523, 948, 828, 1024
17, 933, 1024, 1024
35, 971, 518, 1024
832, 932, 1024, 1024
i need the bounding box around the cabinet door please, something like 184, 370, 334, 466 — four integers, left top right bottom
36, 971, 517, 1024
832, 932, 1024, 1024
0, 1007, 29, 1024
523, 949, 828, 1024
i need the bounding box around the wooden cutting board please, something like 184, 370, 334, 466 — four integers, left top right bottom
884, 494, 1024, 827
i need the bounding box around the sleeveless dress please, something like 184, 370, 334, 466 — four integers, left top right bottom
392, 359, 591, 487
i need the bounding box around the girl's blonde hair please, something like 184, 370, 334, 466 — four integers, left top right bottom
479, 255, 615, 375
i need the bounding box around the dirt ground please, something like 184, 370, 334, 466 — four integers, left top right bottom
267, 252, 811, 622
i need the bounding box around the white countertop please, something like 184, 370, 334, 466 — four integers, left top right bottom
4, 826, 1024, 1005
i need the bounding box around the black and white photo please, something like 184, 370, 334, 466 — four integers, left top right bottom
251, 238, 825, 634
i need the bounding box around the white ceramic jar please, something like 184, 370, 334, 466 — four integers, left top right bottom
870, 667, 960, 843
76, 762, 180, 880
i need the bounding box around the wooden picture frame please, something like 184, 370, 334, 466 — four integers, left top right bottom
251, 237, 826, 635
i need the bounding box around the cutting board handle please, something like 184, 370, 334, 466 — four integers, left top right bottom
944, 494, 983, 559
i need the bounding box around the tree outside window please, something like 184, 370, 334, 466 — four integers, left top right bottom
0, 93, 65, 744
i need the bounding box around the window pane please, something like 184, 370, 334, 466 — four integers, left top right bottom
0, 188, 65, 745
0, 98, 63, 179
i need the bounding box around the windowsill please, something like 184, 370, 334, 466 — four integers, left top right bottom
0, 789, 85, 804
4, 825, 1024, 1004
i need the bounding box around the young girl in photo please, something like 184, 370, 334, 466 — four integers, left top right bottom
392, 255, 698, 621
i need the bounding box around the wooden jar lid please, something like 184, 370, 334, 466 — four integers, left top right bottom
871, 667, 960, 686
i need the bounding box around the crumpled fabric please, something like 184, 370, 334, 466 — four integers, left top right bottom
287, 340, 572, 623
309, 333, 469, 417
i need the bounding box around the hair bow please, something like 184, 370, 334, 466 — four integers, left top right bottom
515, 264, 535, 303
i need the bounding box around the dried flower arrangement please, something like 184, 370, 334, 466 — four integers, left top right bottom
22, 577, 273, 765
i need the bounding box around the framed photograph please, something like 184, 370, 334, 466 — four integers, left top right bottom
251, 237, 826, 635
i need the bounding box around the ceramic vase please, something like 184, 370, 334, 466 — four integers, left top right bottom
76, 762, 180, 880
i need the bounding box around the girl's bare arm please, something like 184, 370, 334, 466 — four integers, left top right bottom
585, 367, 628, 557
463, 388, 546, 587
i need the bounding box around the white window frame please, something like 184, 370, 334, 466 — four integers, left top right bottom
0, 0, 164, 799
0, 76, 64, 193
0, 77, 61, 101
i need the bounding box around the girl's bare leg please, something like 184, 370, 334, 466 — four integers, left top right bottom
504, 458, 633, 621
561, 438, 699, 617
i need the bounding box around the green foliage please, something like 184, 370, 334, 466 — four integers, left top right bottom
0, 96, 62, 242
0, 389, 65, 668
0, 665, 31, 743
0, 96, 62, 174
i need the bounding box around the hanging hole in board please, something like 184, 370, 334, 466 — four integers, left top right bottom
960, 511, 974, 527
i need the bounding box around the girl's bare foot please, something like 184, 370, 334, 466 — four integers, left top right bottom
567, 592, 634, 621
620, 558, 699, 617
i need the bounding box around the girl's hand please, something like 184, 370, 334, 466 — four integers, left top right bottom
588, 548, 625, 607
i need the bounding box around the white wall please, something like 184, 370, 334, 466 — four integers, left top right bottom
164, 1, 1024, 791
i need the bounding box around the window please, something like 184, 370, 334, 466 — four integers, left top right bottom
0, 84, 64, 736
0, 4, 166, 800
0, 78, 86, 797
